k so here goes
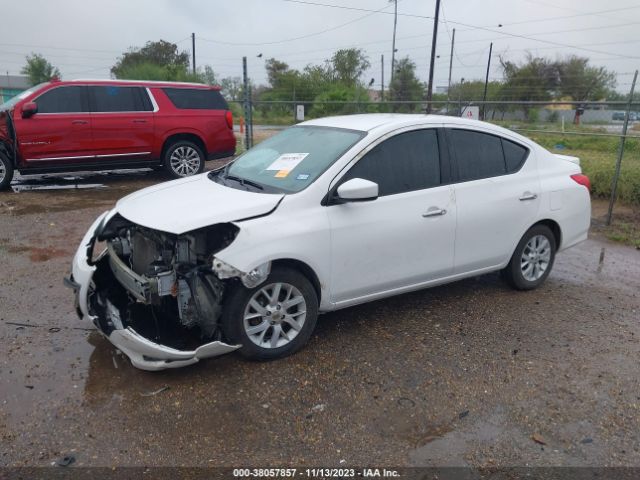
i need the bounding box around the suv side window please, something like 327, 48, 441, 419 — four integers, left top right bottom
35, 86, 88, 113
89, 86, 152, 112
340, 129, 440, 196
448, 129, 506, 181
162, 88, 229, 110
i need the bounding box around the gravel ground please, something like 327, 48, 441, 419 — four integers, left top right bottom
0, 168, 639, 470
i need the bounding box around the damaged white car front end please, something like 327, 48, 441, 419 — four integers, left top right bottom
65, 174, 284, 371
67, 210, 266, 370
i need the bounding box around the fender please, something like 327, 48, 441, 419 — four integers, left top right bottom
157, 127, 208, 157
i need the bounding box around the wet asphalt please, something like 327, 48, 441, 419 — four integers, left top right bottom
0, 167, 639, 469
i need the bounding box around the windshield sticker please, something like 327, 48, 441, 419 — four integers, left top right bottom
275, 170, 289, 178
266, 153, 309, 172
296, 174, 310, 180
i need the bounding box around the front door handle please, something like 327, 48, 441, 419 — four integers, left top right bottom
422, 207, 447, 218
519, 192, 538, 201
72, 120, 88, 125
132, 119, 147, 124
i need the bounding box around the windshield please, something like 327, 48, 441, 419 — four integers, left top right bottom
0, 83, 47, 111
211, 126, 366, 193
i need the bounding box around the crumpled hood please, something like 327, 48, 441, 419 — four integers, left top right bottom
114, 173, 284, 234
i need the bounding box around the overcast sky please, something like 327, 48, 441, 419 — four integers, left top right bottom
2, 0, 640, 92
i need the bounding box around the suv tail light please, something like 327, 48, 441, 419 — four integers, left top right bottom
571, 174, 591, 192
225, 110, 233, 129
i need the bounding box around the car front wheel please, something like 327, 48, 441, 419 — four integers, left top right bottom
503, 224, 556, 290
164, 141, 205, 178
0, 152, 14, 191
221, 267, 319, 360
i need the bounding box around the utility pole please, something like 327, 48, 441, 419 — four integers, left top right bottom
381, 54, 385, 102
390, 0, 398, 83
191, 33, 196, 74
425, 0, 441, 114
242, 57, 251, 150
481, 42, 493, 120
446, 28, 455, 112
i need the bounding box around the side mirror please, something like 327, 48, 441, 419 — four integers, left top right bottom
21, 102, 38, 118
335, 178, 378, 202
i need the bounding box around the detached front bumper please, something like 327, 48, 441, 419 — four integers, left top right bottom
66, 211, 240, 371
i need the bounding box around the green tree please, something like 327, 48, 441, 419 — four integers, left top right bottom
388, 57, 424, 112
327, 48, 370, 86
220, 76, 243, 101
112, 40, 190, 79
200, 65, 217, 85
556, 56, 616, 102
265, 58, 291, 88
499, 53, 558, 116
21, 54, 61, 85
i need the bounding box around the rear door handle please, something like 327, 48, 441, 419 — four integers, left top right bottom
422, 207, 447, 218
519, 192, 538, 201
72, 120, 88, 125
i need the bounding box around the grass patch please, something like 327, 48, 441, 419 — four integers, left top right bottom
606, 222, 640, 248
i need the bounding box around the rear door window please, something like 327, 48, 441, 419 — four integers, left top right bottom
340, 129, 441, 196
35, 86, 88, 113
502, 138, 529, 173
448, 129, 506, 181
89, 86, 152, 112
163, 88, 229, 110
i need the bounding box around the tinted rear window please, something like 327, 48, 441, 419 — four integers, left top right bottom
89, 86, 152, 112
449, 129, 506, 181
163, 88, 228, 110
502, 138, 529, 173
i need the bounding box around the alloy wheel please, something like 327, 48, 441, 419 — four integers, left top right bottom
169, 146, 201, 177
243, 282, 307, 349
520, 234, 551, 282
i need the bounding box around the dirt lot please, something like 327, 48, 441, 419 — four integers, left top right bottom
1, 168, 639, 470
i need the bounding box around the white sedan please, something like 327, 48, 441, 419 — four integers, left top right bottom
67, 114, 591, 370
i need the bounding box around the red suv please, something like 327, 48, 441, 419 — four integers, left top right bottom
0, 79, 236, 189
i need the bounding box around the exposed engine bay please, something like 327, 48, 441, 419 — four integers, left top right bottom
87, 214, 268, 353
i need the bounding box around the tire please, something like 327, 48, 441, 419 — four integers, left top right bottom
0, 152, 14, 191
163, 141, 205, 179
221, 267, 319, 360
503, 224, 557, 291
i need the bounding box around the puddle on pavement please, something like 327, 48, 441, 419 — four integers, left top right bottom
0, 326, 182, 430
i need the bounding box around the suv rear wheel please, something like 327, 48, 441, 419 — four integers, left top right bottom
0, 152, 14, 191
164, 140, 205, 178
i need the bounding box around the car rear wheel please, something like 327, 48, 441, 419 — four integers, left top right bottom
164, 141, 205, 178
221, 267, 319, 360
503, 224, 556, 290
0, 152, 14, 191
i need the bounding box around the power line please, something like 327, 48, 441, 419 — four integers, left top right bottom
280, 0, 640, 60
198, 1, 393, 47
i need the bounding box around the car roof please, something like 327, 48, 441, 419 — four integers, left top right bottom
56, 79, 220, 90
299, 113, 536, 146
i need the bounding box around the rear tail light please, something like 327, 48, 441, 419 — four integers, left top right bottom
571, 173, 591, 192
225, 110, 233, 129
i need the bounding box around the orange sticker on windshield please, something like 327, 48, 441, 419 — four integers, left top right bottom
275, 170, 289, 178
